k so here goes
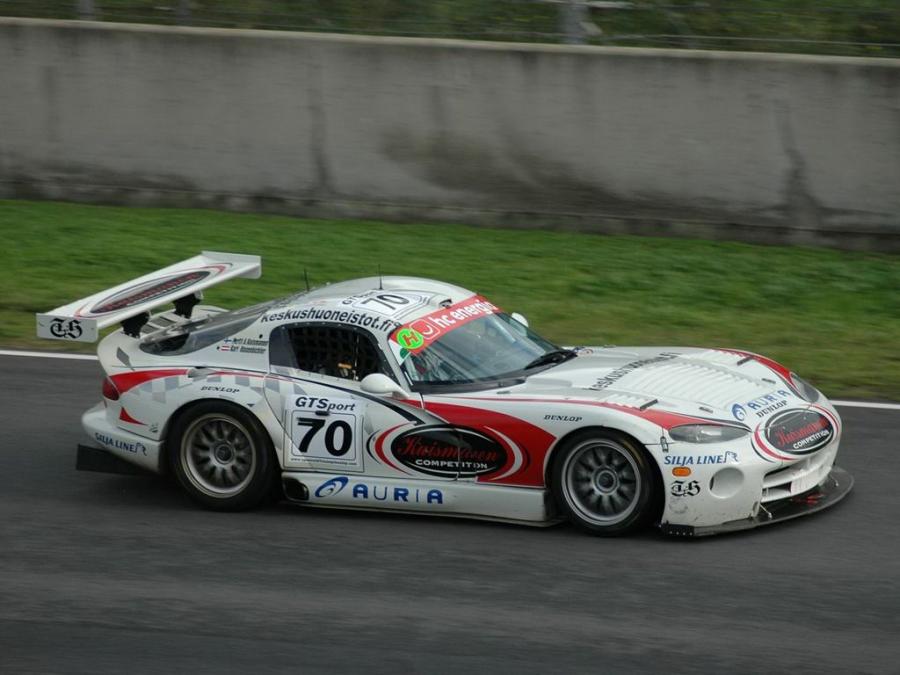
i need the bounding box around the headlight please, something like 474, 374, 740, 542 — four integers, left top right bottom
791, 373, 821, 403
669, 424, 749, 443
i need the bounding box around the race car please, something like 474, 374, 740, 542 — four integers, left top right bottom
36, 251, 853, 536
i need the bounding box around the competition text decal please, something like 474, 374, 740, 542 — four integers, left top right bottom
390, 425, 508, 478
390, 295, 501, 358
751, 405, 838, 462
765, 410, 834, 455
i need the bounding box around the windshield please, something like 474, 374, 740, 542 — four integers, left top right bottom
396, 312, 561, 386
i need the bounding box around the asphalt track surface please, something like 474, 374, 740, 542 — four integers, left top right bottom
1, 354, 898, 674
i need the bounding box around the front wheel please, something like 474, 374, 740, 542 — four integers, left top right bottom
551, 430, 658, 536
169, 402, 275, 511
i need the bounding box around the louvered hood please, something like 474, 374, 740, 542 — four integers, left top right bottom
514, 346, 803, 421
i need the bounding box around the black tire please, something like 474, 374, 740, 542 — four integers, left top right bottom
168, 401, 276, 511
550, 429, 659, 536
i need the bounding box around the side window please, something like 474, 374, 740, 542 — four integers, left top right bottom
271, 324, 385, 381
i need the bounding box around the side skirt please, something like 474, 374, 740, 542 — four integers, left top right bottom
282, 471, 557, 526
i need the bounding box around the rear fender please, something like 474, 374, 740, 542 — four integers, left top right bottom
161, 396, 283, 473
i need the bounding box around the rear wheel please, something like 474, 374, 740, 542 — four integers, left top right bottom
551, 430, 658, 536
169, 402, 275, 510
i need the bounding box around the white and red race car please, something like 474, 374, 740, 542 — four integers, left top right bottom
37, 251, 852, 536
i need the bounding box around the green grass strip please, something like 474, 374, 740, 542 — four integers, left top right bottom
2, 199, 897, 400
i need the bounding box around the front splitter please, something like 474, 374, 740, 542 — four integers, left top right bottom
662, 466, 853, 537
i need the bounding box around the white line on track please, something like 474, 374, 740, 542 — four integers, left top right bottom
1, 349, 898, 411
0, 349, 99, 361
829, 400, 900, 410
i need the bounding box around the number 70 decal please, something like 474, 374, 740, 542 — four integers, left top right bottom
289, 411, 359, 464
294, 417, 353, 456
348, 291, 429, 317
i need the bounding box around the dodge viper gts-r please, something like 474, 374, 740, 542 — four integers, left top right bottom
37, 251, 852, 536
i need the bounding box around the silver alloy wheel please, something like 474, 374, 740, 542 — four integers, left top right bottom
180, 413, 257, 498
561, 438, 641, 526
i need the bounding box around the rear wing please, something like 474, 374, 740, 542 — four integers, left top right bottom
36, 251, 261, 343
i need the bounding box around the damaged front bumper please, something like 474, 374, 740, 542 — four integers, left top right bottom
662, 466, 853, 537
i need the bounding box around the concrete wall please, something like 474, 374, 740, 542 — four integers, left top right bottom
1, 18, 898, 250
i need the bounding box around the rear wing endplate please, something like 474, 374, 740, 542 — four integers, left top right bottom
36, 251, 261, 343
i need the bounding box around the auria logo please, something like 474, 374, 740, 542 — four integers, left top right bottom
314, 476, 443, 504
731, 404, 746, 421
314, 476, 349, 498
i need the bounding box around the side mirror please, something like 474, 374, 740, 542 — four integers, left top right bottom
510, 312, 529, 328
361, 373, 410, 400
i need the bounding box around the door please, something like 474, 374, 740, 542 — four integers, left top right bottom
265, 322, 430, 476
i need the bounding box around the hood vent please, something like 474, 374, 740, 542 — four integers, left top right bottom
597, 359, 773, 409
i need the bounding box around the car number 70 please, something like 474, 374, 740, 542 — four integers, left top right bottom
294, 417, 353, 457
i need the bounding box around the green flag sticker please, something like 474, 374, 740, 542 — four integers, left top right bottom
396, 327, 425, 350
